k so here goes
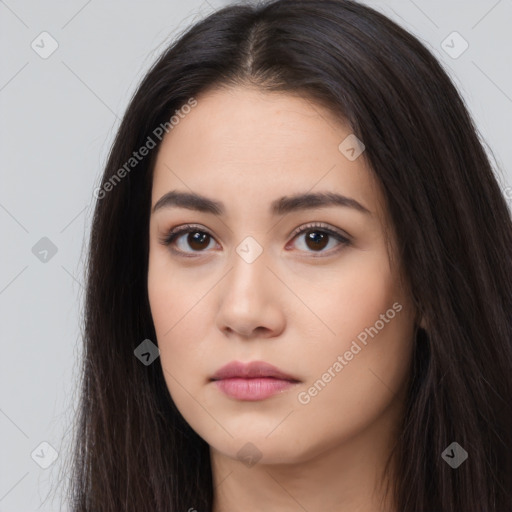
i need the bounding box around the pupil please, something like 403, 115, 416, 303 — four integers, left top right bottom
307, 230, 328, 251
189, 232, 208, 250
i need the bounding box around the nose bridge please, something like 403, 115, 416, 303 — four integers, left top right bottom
215, 234, 281, 336
216, 232, 275, 324
226, 235, 270, 299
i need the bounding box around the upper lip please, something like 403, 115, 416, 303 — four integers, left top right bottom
210, 360, 300, 382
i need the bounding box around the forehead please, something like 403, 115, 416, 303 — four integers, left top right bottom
151, 86, 382, 217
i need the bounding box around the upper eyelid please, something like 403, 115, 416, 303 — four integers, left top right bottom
166, 222, 349, 239
163, 222, 351, 249
288, 222, 350, 240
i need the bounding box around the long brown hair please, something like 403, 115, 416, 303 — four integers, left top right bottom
65, 1, 512, 510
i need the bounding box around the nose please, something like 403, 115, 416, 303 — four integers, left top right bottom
215, 246, 285, 339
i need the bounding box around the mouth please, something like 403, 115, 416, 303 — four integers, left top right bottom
210, 360, 301, 401
212, 377, 300, 401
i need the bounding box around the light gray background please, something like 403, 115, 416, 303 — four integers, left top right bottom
1, 0, 511, 510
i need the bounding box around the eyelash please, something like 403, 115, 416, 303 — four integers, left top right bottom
159, 222, 351, 259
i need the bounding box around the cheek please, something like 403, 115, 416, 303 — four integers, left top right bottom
147, 253, 205, 392
292, 251, 414, 434
295, 306, 414, 453
147, 252, 230, 438
148, 275, 218, 444
298, 248, 399, 343
148, 280, 209, 423
147, 242, 206, 342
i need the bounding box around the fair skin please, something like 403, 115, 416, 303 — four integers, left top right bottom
147, 85, 418, 512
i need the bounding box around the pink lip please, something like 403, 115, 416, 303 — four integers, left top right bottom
214, 378, 297, 400
210, 360, 300, 401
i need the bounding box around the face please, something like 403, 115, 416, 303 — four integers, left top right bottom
147, 86, 417, 465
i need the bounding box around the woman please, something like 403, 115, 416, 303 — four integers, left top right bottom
66, 0, 512, 510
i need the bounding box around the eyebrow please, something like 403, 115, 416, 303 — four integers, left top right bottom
152, 190, 371, 216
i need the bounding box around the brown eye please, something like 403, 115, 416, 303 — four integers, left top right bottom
186, 231, 211, 251
161, 222, 350, 258
289, 223, 350, 256
161, 225, 217, 256
303, 230, 330, 251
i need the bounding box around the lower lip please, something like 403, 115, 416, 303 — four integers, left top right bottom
213, 377, 298, 401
